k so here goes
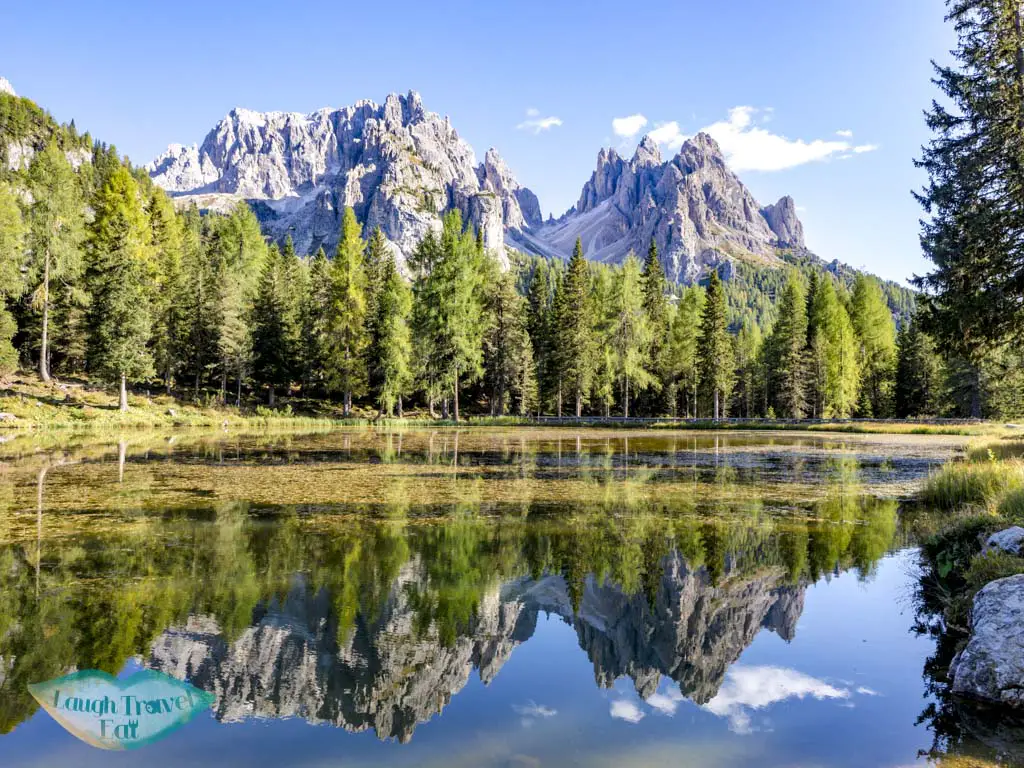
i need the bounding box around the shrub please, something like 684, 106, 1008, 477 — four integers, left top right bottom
920, 460, 1024, 511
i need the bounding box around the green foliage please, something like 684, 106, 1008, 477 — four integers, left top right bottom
483, 271, 536, 416
697, 270, 734, 418
84, 167, 154, 400
808, 276, 859, 417
250, 244, 299, 402
895, 317, 941, 417
553, 239, 596, 416
326, 209, 370, 411
766, 273, 809, 418
851, 274, 896, 417
371, 252, 414, 415
920, 459, 1024, 510
609, 253, 653, 417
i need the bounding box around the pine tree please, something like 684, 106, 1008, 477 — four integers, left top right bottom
611, 254, 653, 417
526, 260, 556, 415
553, 238, 596, 417
27, 141, 85, 381
179, 206, 219, 399
372, 252, 413, 416
697, 270, 734, 419
0, 185, 26, 381
84, 167, 153, 411
895, 318, 941, 417
326, 208, 369, 415
732, 321, 761, 418
250, 244, 295, 405
301, 246, 332, 395
146, 190, 186, 393
769, 275, 809, 418
914, 0, 1024, 401
483, 271, 534, 416
641, 237, 670, 414
850, 274, 896, 417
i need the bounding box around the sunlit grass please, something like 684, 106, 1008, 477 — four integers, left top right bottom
920, 460, 1024, 511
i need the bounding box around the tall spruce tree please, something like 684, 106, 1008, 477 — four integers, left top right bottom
146, 190, 186, 393
250, 244, 295, 405
769, 275, 809, 418
327, 208, 369, 415
732, 321, 761, 418
895, 318, 941, 417
641, 238, 670, 414
483, 271, 535, 416
914, 0, 1024, 409
84, 167, 153, 411
667, 286, 704, 418
526, 260, 556, 414
696, 270, 734, 419
553, 238, 596, 417
27, 141, 85, 381
301, 246, 332, 395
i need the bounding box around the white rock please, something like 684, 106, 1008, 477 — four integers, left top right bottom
985, 527, 1024, 557
950, 573, 1024, 706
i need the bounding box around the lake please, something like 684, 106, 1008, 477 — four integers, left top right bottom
0, 428, 1019, 767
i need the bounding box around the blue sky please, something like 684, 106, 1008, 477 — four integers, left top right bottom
3, 0, 953, 284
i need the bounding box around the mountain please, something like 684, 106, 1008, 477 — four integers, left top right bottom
147, 91, 540, 269
148, 552, 804, 741
148, 91, 806, 282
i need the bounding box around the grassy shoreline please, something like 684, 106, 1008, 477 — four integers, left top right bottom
0, 373, 1012, 435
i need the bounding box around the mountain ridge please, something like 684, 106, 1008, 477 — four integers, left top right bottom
147, 90, 809, 282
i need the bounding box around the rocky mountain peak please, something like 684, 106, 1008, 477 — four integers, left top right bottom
0, 77, 16, 97
761, 195, 805, 249
632, 135, 662, 167
148, 91, 539, 266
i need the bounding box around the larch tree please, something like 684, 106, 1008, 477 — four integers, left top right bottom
84, 167, 154, 412
850, 274, 896, 417
0, 185, 27, 380
371, 251, 414, 417
696, 270, 734, 419
666, 285, 704, 418
808, 278, 859, 418
327, 208, 369, 416
27, 141, 85, 381
553, 238, 596, 417
769, 275, 809, 418
146, 189, 186, 393
611, 253, 653, 417
301, 246, 332, 395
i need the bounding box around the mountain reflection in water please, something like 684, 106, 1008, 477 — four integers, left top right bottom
0, 429, 1017, 767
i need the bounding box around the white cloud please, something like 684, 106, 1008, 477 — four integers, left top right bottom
517, 109, 562, 134
647, 121, 686, 150
612, 113, 648, 138
699, 106, 879, 172
513, 701, 557, 718
856, 686, 881, 696
703, 665, 850, 734
610, 699, 645, 723
836, 129, 854, 138
645, 686, 685, 716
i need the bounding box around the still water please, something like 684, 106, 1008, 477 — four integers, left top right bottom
0, 429, 1016, 766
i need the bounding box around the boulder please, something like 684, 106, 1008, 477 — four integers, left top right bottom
985, 527, 1024, 557
951, 574, 1024, 706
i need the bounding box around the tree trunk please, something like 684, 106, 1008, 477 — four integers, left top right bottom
40, 250, 50, 382
397, 395, 403, 419
453, 368, 460, 423
623, 375, 630, 418
236, 373, 242, 408
343, 390, 351, 417
714, 388, 720, 421
220, 371, 227, 405
575, 391, 582, 418
194, 371, 200, 403
429, 394, 437, 419
557, 380, 562, 418
119, 374, 128, 412
268, 386, 275, 406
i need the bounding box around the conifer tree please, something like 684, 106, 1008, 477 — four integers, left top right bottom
301, 246, 332, 395
850, 274, 896, 417
0, 185, 26, 381
146, 190, 185, 393
483, 271, 534, 416
553, 238, 595, 417
409, 230, 445, 416
526, 261, 556, 414
914, 0, 1024, 395
895, 318, 940, 417
808, 278, 859, 417
611, 254, 653, 417
667, 286, 704, 418
251, 244, 294, 405
372, 252, 413, 416
590, 266, 617, 417
84, 167, 153, 411
27, 142, 85, 381
732, 321, 761, 418
641, 238, 670, 414
326, 208, 369, 415
697, 270, 734, 419
769, 275, 809, 418
179, 206, 218, 398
